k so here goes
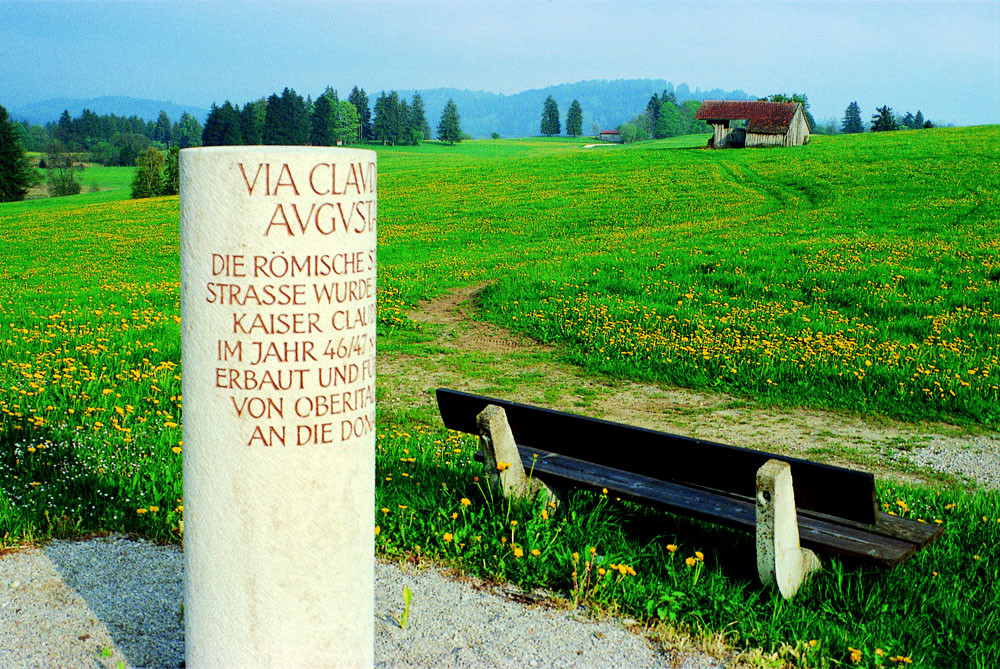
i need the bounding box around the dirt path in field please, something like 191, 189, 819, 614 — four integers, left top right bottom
379, 284, 1000, 490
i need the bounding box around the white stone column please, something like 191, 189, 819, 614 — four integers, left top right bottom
180, 147, 377, 667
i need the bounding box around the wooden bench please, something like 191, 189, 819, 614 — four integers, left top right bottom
437, 388, 944, 596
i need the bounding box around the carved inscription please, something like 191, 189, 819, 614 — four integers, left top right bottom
204, 160, 376, 447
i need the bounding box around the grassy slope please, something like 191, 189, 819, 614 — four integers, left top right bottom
1, 130, 998, 666
379, 129, 1000, 426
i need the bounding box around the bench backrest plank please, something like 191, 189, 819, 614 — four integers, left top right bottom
437, 388, 878, 526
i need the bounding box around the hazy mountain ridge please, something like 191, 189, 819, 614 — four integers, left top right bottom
9, 96, 210, 126
10, 80, 752, 138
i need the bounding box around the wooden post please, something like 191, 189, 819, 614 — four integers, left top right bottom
755, 459, 821, 599
180, 146, 377, 666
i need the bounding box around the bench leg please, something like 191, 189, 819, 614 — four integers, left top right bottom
477, 404, 558, 506
756, 459, 821, 599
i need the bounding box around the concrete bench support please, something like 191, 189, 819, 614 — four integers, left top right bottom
477, 404, 557, 505
756, 459, 822, 599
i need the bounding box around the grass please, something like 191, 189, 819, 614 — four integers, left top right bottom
1, 129, 998, 666
26, 165, 135, 199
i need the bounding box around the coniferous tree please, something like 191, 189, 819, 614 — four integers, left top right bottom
262, 93, 284, 144
437, 99, 462, 144
566, 99, 583, 137
239, 100, 266, 145
372, 92, 392, 145
162, 147, 180, 195
174, 112, 203, 148
540, 95, 560, 136
348, 87, 371, 141
154, 111, 172, 146
263, 88, 308, 145
396, 96, 410, 145
645, 93, 662, 127
871, 105, 898, 132
201, 104, 222, 146
0, 105, 33, 202
914, 110, 925, 129
310, 91, 338, 146
410, 93, 430, 140
54, 110, 76, 149
285, 88, 310, 144
654, 100, 681, 138
841, 101, 864, 134
217, 101, 243, 145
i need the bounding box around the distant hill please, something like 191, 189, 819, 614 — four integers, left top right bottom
9, 96, 210, 126
398, 80, 753, 138
8, 80, 751, 138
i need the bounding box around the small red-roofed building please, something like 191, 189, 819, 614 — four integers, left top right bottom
598, 129, 621, 143
695, 100, 810, 149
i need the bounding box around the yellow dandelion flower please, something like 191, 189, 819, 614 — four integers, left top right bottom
149, 506, 159, 513
450, 512, 458, 520
374, 525, 381, 536
666, 544, 678, 553
443, 532, 453, 542
597, 568, 606, 576
171, 446, 182, 454
531, 548, 541, 557
695, 551, 704, 561
541, 509, 549, 520
137, 508, 148, 515
685, 557, 696, 567
513, 546, 524, 558
460, 498, 471, 507
849, 647, 862, 663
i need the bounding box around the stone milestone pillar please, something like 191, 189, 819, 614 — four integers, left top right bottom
180, 147, 377, 667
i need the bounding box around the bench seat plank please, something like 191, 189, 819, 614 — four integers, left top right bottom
444, 388, 944, 566
514, 446, 921, 566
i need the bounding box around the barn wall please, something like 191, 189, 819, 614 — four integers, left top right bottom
784, 108, 811, 146
713, 123, 732, 147
746, 132, 784, 148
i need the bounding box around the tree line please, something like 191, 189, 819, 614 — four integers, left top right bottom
201, 86, 464, 148
16, 107, 202, 167
840, 101, 934, 133
610, 90, 713, 143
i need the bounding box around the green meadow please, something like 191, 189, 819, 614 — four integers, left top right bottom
2, 128, 998, 666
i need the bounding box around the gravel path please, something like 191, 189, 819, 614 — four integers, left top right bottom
0, 536, 725, 668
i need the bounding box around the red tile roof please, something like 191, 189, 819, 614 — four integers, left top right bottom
695, 100, 799, 134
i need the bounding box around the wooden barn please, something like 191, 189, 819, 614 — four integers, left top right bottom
695, 100, 810, 149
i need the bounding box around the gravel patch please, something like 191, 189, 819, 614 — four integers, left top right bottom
1, 536, 725, 668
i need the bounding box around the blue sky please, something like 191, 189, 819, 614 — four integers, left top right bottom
1, 0, 997, 125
